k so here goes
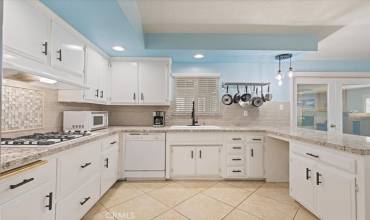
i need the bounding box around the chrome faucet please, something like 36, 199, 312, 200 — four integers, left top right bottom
191, 101, 198, 126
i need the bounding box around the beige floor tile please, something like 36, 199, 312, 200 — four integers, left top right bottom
223, 209, 262, 220
238, 194, 299, 220
294, 207, 319, 220
174, 194, 233, 220
255, 182, 299, 207
84, 202, 107, 216
174, 180, 218, 190
148, 183, 200, 207
203, 182, 254, 207
224, 180, 264, 191
108, 194, 168, 220
126, 180, 170, 193
82, 210, 114, 220
99, 181, 144, 208
153, 209, 189, 220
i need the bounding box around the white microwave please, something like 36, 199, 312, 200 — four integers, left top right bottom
63, 111, 108, 131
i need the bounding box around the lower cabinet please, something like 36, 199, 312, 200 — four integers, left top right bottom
0, 182, 55, 220
246, 143, 264, 178
171, 146, 221, 178
100, 138, 119, 195
290, 143, 357, 220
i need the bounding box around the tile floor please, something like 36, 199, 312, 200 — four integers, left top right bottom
82, 180, 319, 220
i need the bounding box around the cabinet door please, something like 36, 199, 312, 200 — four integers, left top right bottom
196, 146, 220, 176
316, 164, 356, 220
101, 144, 119, 195
84, 48, 101, 101
171, 147, 196, 177
110, 62, 139, 104
98, 58, 110, 103
1, 182, 55, 220
138, 61, 169, 105
3, 0, 50, 64
290, 154, 315, 211
247, 144, 264, 178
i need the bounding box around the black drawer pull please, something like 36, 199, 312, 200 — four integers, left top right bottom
45, 192, 53, 210
104, 158, 109, 168
232, 147, 242, 150
110, 141, 117, 145
57, 49, 62, 61
42, 42, 48, 55
306, 153, 319, 158
232, 158, 242, 161
81, 162, 92, 168
316, 172, 322, 185
80, 197, 91, 206
306, 168, 311, 180
232, 138, 242, 141
10, 178, 34, 189
232, 170, 242, 173
251, 149, 254, 157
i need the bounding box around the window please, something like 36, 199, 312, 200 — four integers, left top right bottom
174, 75, 219, 115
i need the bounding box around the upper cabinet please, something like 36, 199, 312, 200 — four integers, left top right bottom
3, 0, 50, 64
51, 21, 85, 77
110, 59, 171, 105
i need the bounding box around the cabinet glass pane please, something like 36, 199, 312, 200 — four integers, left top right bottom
342, 84, 370, 136
297, 84, 328, 131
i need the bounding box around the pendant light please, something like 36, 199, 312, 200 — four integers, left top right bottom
275, 56, 283, 81
274, 53, 293, 86
288, 56, 294, 78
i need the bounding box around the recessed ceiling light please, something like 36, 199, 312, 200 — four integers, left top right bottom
193, 54, 204, 59
112, 46, 125, 52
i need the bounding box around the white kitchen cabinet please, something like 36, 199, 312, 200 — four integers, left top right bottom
0, 182, 55, 220
316, 164, 356, 220
247, 143, 264, 178
138, 61, 169, 105
171, 146, 196, 177
290, 154, 315, 211
101, 140, 119, 195
171, 146, 220, 177
110, 58, 171, 105
196, 146, 220, 176
3, 0, 50, 64
110, 61, 139, 104
51, 21, 85, 77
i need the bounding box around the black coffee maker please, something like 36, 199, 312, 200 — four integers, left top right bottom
153, 111, 165, 127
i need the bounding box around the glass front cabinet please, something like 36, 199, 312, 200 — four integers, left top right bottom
292, 74, 370, 136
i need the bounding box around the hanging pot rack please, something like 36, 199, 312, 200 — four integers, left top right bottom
221, 81, 271, 88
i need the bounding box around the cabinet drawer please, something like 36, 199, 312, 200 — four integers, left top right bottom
0, 159, 56, 204
58, 141, 100, 198
226, 167, 246, 177
56, 175, 100, 220
227, 144, 245, 154
291, 142, 356, 174
226, 155, 245, 166
102, 134, 119, 152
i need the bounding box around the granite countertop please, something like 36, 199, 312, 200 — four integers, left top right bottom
2, 126, 370, 173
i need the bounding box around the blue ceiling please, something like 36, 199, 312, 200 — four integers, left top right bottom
41, 0, 314, 62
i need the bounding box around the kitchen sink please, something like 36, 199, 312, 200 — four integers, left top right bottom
170, 125, 221, 129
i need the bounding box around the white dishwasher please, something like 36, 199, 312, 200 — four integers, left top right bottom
124, 133, 166, 179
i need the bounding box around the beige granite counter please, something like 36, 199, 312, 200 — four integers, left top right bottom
2, 126, 370, 173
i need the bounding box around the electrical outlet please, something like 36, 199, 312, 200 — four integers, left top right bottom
243, 110, 248, 117
279, 104, 284, 111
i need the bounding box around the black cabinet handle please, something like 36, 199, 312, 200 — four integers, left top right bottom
9, 178, 34, 189
191, 150, 194, 159
57, 49, 62, 61
316, 172, 322, 185
199, 150, 202, 159
232, 158, 242, 161
232, 147, 242, 150
252, 138, 262, 141
45, 192, 53, 210
100, 90, 104, 98
80, 197, 91, 206
232, 170, 242, 173
306, 168, 311, 180
110, 141, 117, 145
141, 93, 144, 101
306, 153, 319, 158
133, 93, 136, 100
42, 42, 48, 55
81, 162, 92, 168
104, 158, 109, 168
251, 149, 254, 157
232, 138, 242, 141
95, 89, 99, 98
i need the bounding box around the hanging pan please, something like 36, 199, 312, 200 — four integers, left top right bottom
222, 85, 233, 105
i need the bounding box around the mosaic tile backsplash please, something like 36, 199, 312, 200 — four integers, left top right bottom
1, 85, 43, 131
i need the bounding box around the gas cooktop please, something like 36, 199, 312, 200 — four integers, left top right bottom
1, 131, 92, 147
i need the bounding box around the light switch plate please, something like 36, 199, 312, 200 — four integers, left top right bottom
243, 111, 248, 117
